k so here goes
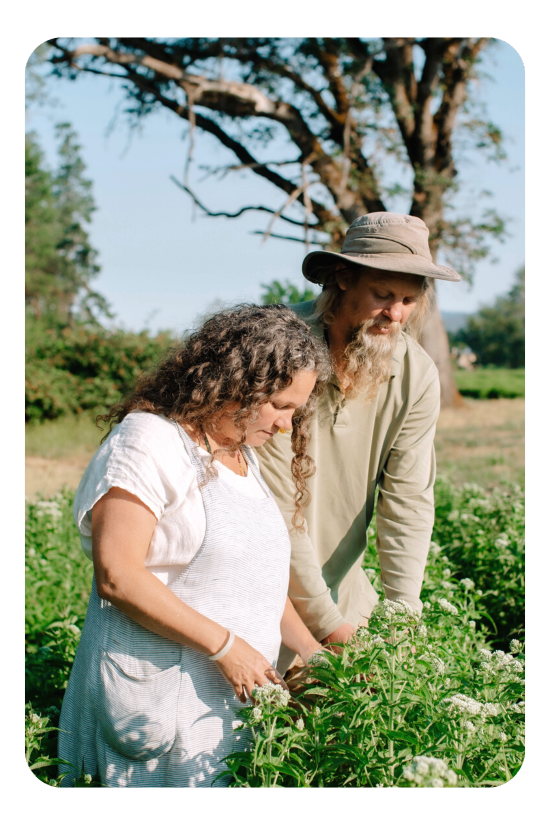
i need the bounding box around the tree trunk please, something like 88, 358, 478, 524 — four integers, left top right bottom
420, 292, 464, 409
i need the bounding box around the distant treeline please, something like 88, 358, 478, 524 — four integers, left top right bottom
449, 267, 525, 369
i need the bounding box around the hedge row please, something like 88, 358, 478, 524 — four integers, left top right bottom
25, 325, 174, 422
453, 369, 525, 400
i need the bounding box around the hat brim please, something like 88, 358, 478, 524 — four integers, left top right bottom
302, 251, 461, 284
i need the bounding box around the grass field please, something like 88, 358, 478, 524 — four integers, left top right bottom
25, 397, 525, 499
453, 369, 525, 399
435, 397, 524, 489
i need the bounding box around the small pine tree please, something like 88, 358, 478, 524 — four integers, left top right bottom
25, 124, 110, 327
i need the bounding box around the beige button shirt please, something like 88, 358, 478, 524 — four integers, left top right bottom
256, 300, 439, 663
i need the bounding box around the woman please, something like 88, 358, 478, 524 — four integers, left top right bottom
58, 304, 331, 788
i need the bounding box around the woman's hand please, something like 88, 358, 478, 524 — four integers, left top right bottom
214, 635, 281, 704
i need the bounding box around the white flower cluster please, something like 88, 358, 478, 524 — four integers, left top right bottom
509, 639, 523, 654
495, 534, 510, 550
308, 650, 331, 667
402, 755, 457, 788
478, 649, 524, 681
460, 578, 475, 590
296, 718, 305, 731
437, 598, 458, 615
417, 625, 428, 638
419, 651, 446, 676
482, 703, 500, 718
251, 683, 290, 709
441, 693, 501, 720
468, 621, 476, 630
375, 599, 422, 623
462, 482, 484, 494
35, 500, 63, 521
510, 701, 525, 715
429, 542, 442, 555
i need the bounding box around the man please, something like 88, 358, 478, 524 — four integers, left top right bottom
256, 212, 462, 674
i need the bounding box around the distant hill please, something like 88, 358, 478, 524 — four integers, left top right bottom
441, 311, 470, 333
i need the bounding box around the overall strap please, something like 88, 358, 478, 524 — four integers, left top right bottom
242, 445, 273, 497
170, 420, 208, 485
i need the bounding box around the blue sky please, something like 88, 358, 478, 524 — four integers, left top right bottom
26, 39, 524, 336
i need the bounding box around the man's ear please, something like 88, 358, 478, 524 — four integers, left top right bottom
335, 267, 349, 291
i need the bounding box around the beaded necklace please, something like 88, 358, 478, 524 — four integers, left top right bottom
202, 429, 248, 477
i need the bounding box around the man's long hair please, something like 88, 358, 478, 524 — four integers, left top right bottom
306, 263, 435, 400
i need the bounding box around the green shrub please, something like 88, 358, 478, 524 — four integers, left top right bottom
365, 480, 524, 647
223, 597, 524, 787
454, 368, 524, 399
25, 324, 174, 422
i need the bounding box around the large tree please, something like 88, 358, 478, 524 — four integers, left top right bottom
46, 37, 508, 406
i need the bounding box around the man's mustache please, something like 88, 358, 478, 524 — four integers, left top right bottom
356, 317, 401, 338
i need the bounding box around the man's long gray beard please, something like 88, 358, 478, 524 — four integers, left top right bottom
338, 317, 401, 401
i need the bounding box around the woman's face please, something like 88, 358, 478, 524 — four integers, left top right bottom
215, 369, 318, 448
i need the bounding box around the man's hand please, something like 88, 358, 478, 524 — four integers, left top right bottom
321, 622, 356, 650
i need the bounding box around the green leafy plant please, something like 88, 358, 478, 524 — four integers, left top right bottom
221, 596, 524, 787
25, 481, 524, 788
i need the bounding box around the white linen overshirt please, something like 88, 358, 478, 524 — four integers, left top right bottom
73, 411, 266, 585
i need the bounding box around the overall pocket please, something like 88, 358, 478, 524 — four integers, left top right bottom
98, 651, 181, 762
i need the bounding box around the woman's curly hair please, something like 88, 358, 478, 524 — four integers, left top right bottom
97, 304, 332, 530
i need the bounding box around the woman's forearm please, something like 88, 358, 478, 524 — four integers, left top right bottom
280, 596, 322, 662
96, 565, 229, 657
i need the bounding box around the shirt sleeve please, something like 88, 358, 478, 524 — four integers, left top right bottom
376, 363, 440, 610
73, 413, 175, 539
256, 439, 345, 641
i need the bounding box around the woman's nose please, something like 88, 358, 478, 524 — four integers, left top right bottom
276, 410, 293, 430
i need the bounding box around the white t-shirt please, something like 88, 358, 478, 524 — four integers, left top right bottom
73, 411, 267, 585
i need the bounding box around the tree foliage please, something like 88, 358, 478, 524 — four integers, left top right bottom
42, 37, 514, 406
25, 124, 108, 326
46, 37, 507, 267
456, 267, 524, 368
261, 279, 319, 306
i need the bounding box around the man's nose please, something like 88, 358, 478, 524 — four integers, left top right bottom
383, 303, 403, 323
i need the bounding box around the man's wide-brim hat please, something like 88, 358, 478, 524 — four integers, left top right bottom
302, 212, 461, 284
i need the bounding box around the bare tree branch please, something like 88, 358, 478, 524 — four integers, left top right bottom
250, 230, 327, 245
170, 177, 318, 228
